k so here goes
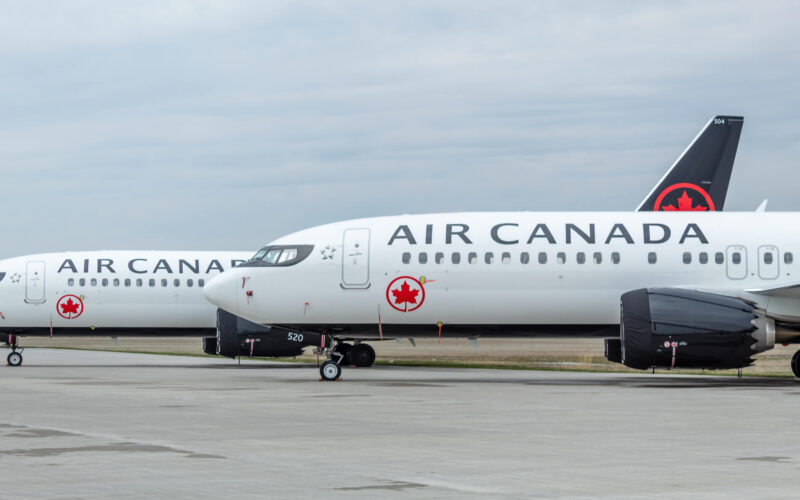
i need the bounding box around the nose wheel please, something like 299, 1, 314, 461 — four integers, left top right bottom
791, 350, 800, 378
4, 334, 22, 367
320, 360, 342, 381
7, 351, 22, 367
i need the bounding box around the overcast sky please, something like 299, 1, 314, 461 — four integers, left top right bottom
0, 1, 798, 257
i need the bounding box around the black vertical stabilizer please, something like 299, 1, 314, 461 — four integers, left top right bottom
637, 115, 743, 211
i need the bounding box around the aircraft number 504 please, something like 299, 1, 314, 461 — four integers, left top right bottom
288, 332, 304, 342
713, 118, 725, 125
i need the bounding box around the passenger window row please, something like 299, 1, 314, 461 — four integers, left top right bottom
401, 251, 622, 265
673, 251, 794, 265
67, 277, 207, 288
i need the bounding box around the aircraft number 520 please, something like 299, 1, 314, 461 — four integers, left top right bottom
288, 332, 304, 342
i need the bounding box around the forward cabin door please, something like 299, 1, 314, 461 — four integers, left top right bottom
725, 245, 747, 280
25, 261, 46, 303
341, 228, 370, 288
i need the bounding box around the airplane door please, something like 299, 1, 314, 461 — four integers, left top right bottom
341, 228, 370, 288
758, 245, 779, 279
726, 245, 747, 280
25, 261, 46, 303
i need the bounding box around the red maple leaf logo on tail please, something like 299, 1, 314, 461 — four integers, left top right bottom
391, 281, 419, 312
661, 190, 708, 211
60, 299, 80, 316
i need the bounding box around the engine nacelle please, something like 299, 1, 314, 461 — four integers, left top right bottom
207, 309, 324, 358
606, 288, 775, 370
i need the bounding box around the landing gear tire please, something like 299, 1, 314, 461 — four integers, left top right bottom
320, 360, 342, 381
348, 343, 376, 368
791, 350, 800, 378
7, 352, 22, 367
334, 343, 352, 366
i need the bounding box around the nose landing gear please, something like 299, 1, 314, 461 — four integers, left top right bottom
791, 350, 800, 378
4, 334, 22, 367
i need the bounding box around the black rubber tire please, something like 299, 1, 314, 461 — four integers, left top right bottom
7, 352, 22, 367
334, 343, 352, 365
320, 360, 341, 381
349, 343, 376, 367
792, 350, 800, 378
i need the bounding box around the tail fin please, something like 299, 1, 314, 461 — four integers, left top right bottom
636, 115, 743, 212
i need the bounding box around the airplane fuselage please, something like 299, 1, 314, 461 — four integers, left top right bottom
204, 212, 800, 337
0, 251, 251, 336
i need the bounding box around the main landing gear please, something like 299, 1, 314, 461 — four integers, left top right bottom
791, 350, 800, 378
5, 334, 22, 367
333, 342, 376, 368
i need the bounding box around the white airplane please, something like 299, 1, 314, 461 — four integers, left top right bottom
0, 115, 744, 368
204, 211, 800, 381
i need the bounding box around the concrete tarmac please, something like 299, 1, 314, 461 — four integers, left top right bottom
2, 349, 800, 499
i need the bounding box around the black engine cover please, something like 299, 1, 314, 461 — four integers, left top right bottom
211, 309, 319, 358
615, 288, 759, 370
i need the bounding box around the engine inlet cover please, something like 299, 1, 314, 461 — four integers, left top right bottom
618, 288, 763, 370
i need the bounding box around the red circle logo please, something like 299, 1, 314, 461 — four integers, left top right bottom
57, 294, 84, 319
653, 183, 715, 211
386, 276, 425, 312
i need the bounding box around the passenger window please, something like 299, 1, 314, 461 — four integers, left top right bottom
435, 252, 444, 264
715, 252, 724, 264
199, 279, 205, 287
501, 252, 511, 264
557, 252, 566, 264
161, 279, 168, 287
90, 278, 97, 286
136, 278, 143, 287
149, 279, 155, 287
124, 279, 131, 287
451, 252, 461, 264
402, 252, 411, 264
419, 252, 428, 264
520, 252, 530, 264
79, 278, 86, 286
174, 279, 180, 287
68, 278, 75, 286
682, 252, 691, 264
699, 252, 708, 264
764, 252, 773, 265
611, 252, 620, 264
648, 252, 657, 264
113, 278, 120, 287
101, 278, 108, 287
593, 252, 602, 264
485, 252, 494, 264
732, 252, 741, 265
538, 252, 547, 264
187, 279, 194, 287
576, 252, 586, 264
785, 252, 794, 265
468, 252, 477, 265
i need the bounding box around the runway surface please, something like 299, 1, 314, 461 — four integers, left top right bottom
2, 349, 800, 499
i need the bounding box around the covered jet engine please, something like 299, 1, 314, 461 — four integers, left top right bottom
203, 309, 325, 358
604, 288, 774, 370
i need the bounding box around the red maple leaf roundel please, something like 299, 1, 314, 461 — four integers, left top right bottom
56, 294, 84, 319
386, 276, 425, 312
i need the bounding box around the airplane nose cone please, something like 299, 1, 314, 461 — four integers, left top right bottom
203, 272, 239, 315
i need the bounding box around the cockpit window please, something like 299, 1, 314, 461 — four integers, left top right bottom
241, 245, 314, 268
0, 272, 5, 282
263, 248, 282, 264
